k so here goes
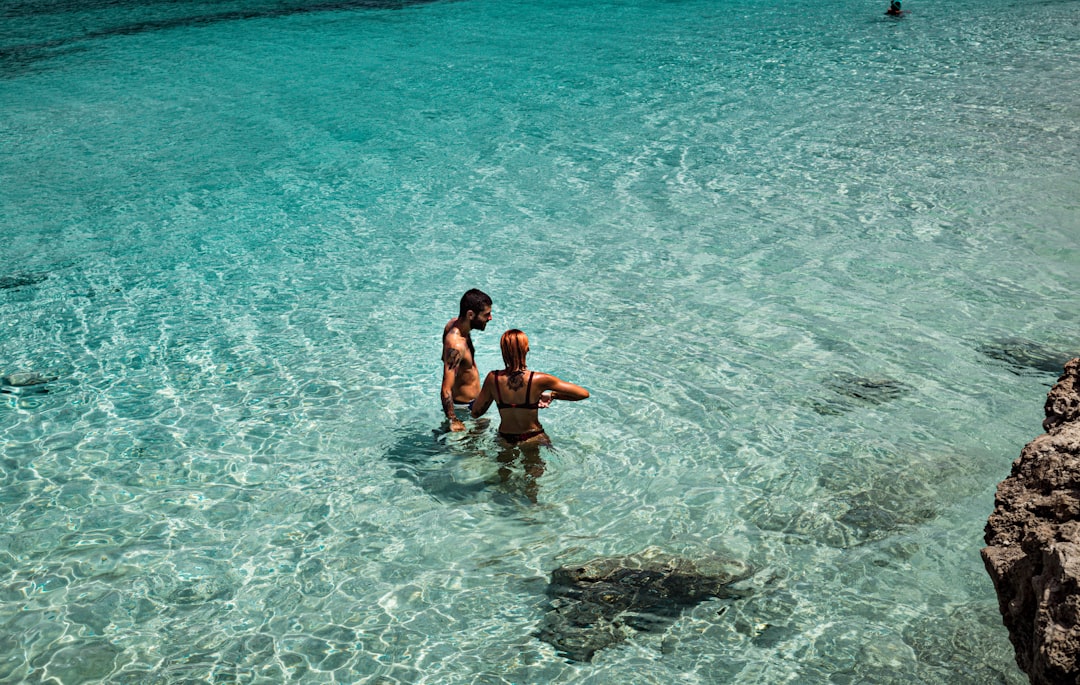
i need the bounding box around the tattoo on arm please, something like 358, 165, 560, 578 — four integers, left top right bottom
442, 347, 462, 419
445, 348, 463, 372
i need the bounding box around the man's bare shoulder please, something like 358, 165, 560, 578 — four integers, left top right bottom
443, 317, 459, 338
442, 320, 469, 356
443, 319, 465, 345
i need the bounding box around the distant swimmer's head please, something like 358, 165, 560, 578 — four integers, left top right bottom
500, 329, 529, 371
888, 0, 902, 11
459, 289, 493, 331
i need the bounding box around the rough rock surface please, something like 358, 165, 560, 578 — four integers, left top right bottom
1, 371, 56, 387
538, 548, 752, 661
983, 358, 1080, 685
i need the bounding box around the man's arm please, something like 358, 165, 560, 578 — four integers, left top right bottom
471, 372, 494, 419
441, 344, 466, 431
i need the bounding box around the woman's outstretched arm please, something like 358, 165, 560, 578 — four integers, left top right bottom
538, 373, 590, 403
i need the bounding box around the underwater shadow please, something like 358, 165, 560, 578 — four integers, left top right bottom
384, 421, 549, 507
384, 423, 490, 504
1, 0, 445, 77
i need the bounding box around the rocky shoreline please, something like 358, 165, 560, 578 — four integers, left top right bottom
983, 358, 1080, 685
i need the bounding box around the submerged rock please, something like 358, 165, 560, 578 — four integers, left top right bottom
1, 371, 57, 387
983, 357, 1080, 684
742, 489, 936, 549
978, 337, 1075, 376
744, 444, 996, 549
538, 548, 752, 661
0, 273, 47, 291
1, 371, 57, 396
812, 372, 912, 414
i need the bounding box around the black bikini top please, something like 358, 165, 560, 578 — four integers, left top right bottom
494, 371, 540, 410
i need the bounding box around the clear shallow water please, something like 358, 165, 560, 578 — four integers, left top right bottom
1, 0, 1078, 681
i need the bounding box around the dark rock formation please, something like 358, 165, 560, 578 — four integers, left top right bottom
810, 372, 912, 415
978, 338, 1077, 377
1, 371, 57, 387
0, 273, 47, 291
538, 548, 752, 661
0, 371, 57, 396
983, 357, 1080, 685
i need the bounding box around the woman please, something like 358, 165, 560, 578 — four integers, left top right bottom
470, 329, 590, 445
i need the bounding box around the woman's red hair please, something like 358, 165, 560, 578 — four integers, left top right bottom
500, 329, 529, 371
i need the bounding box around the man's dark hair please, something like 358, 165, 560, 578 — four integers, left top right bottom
459, 289, 492, 320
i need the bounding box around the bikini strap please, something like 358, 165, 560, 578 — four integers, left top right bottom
525, 371, 534, 405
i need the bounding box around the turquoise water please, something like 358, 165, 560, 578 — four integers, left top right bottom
2, 0, 1079, 681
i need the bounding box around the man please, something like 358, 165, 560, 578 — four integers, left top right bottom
441, 289, 493, 431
